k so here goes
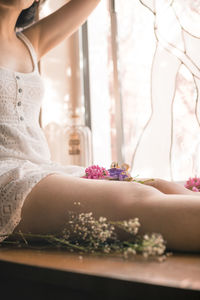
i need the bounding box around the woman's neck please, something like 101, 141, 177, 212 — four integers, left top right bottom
0, 6, 20, 40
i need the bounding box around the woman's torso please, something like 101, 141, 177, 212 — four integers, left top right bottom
0, 31, 51, 163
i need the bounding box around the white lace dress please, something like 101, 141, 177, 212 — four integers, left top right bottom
0, 32, 85, 242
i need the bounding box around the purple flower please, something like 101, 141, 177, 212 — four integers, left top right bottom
107, 167, 132, 181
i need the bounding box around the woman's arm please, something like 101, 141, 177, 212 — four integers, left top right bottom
23, 0, 101, 60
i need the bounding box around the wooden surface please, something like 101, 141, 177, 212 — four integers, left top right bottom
0, 247, 200, 299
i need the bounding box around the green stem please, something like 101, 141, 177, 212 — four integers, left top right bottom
0, 232, 86, 252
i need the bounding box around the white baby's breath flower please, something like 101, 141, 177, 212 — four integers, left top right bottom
121, 218, 141, 235
103, 244, 111, 253
140, 233, 166, 257
144, 234, 149, 240
60, 210, 166, 260
63, 211, 116, 250
124, 247, 136, 259
99, 216, 107, 223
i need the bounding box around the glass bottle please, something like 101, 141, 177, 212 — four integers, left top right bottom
62, 113, 93, 167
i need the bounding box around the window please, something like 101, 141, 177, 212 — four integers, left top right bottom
40, 0, 200, 181
87, 0, 200, 180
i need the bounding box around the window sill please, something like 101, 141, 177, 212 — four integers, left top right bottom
0, 247, 199, 299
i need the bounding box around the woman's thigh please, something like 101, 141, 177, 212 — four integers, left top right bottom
13, 174, 200, 251
14, 173, 162, 235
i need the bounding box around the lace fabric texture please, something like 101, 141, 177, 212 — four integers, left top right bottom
0, 32, 85, 242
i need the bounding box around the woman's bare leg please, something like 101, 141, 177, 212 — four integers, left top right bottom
13, 174, 200, 252
14, 174, 160, 234
143, 178, 200, 196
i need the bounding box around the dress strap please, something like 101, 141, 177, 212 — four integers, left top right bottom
16, 31, 39, 73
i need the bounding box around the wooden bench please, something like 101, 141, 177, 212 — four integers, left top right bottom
0, 247, 200, 300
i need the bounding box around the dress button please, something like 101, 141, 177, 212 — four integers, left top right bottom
18, 88, 23, 93
17, 101, 22, 106
20, 116, 24, 121
16, 75, 20, 80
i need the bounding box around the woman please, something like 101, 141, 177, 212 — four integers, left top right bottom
0, 0, 199, 253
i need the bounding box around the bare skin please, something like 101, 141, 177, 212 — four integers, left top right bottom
0, 0, 200, 252
0, 0, 100, 70
143, 178, 200, 196
14, 174, 200, 252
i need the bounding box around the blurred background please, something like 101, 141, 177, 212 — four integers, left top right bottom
39, 0, 200, 181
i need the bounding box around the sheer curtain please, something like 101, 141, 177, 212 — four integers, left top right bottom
39, 0, 69, 163
39, 0, 86, 165
129, 0, 200, 181
88, 0, 200, 180
40, 0, 200, 181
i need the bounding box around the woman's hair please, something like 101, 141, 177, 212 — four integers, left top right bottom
16, 1, 45, 29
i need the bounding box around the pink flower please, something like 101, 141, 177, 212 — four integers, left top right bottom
184, 176, 200, 192
82, 165, 110, 179
192, 186, 199, 192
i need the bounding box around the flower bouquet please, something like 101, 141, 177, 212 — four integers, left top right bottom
185, 177, 200, 192
82, 162, 148, 183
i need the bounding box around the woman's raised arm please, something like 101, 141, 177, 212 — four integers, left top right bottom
23, 0, 101, 60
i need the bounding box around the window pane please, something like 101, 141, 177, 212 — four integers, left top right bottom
88, 0, 200, 180
88, 0, 112, 167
